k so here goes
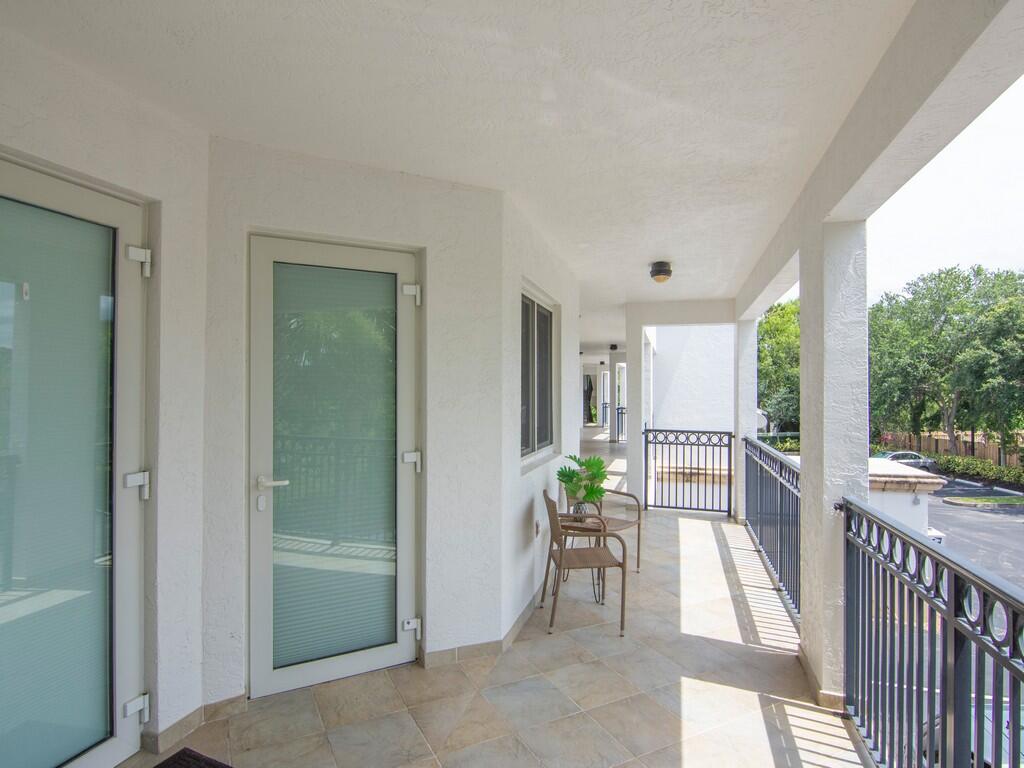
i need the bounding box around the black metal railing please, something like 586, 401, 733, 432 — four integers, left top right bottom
600, 402, 609, 427
743, 438, 801, 615
844, 496, 1024, 768
643, 429, 732, 514
616, 406, 627, 441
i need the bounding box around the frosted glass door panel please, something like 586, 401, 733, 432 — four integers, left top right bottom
0, 197, 114, 768
272, 263, 397, 668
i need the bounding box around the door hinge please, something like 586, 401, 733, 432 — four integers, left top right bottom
126, 245, 152, 278
123, 693, 150, 724
402, 617, 422, 641
402, 283, 421, 306
124, 470, 151, 501
401, 451, 422, 473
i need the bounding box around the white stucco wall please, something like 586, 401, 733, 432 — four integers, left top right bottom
0, 29, 582, 724
500, 200, 581, 639
0, 29, 209, 734
204, 137, 516, 702
651, 325, 735, 433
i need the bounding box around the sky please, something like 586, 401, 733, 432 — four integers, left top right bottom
779, 73, 1024, 306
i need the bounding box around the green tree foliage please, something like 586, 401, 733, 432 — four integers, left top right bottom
757, 299, 800, 431
869, 266, 1024, 454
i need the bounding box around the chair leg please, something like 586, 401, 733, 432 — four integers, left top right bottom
636, 520, 641, 572
548, 565, 563, 634
539, 553, 552, 608
619, 564, 627, 636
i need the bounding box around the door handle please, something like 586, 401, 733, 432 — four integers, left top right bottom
256, 475, 290, 491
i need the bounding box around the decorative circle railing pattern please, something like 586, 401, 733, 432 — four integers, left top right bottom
643, 428, 733, 514
843, 496, 1024, 768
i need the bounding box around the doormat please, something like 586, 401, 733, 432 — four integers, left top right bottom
155, 748, 231, 768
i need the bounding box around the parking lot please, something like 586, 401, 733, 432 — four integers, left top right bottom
928, 479, 1024, 585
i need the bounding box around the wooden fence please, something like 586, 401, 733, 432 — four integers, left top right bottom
884, 431, 1021, 467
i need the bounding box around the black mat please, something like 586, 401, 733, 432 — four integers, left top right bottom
155, 748, 231, 768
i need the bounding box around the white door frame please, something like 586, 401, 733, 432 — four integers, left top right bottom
0, 157, 147, 768
248, 235, 418, 698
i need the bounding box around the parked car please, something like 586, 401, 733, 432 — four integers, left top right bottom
872, 450, 940, 474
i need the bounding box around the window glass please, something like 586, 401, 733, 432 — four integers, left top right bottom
520, 297, 534, 454
535, 305, 552, 448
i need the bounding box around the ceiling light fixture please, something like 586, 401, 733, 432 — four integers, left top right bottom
650, 261, 673, 283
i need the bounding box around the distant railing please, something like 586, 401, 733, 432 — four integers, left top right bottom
600, 402, 609, 427
273, 434, 395, 545
644, 429, 732, 514
844, 496, 1024, 768
743, 438, 801, 615
616, 407, 627, 442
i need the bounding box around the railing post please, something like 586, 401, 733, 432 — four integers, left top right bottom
943, 572, 972, 768
643, 426, 649, 510
843, 501, 856, 712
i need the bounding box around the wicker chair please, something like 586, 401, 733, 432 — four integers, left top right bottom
596, 488, 643, 572
541, 489, 627, 635
560, 485, 642, 572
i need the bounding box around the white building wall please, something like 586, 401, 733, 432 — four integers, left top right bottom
651, 325, 736, 433
0, 28, 209, 735
0, 29, 582, 728
501, 200, 581, 639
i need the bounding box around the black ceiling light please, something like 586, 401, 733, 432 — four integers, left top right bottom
650, 261, 673, 283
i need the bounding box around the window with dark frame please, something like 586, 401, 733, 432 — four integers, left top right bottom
521, 294, 553, 456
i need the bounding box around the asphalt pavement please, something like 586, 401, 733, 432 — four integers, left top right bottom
928, 479, 1024, 587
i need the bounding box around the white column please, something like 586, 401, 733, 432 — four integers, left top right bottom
625, 326, 644, 497
733, 319, 758, 521
798, 221, 868, 705
608, 351, 625, 441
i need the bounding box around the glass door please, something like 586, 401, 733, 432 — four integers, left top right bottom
249, 236, 417, 698
0, 159, 145, 768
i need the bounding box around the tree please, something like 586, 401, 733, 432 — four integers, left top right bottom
869, 266, 1024, 454
960, 291, 1024, 454
758, 299, 800, 431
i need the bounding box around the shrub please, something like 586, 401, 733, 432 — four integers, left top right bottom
933, 454, 1024, 489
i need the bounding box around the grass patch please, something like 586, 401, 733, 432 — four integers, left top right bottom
956, 496, 1024, 505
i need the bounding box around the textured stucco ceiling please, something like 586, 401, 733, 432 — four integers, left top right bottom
3, 1, 915, 343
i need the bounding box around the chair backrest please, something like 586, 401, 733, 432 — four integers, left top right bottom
542, 489, 563, 541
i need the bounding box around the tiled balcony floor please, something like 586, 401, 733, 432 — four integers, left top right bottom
121, 501, 867, 768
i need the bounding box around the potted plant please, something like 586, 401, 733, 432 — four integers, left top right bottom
556, 454, 608, 512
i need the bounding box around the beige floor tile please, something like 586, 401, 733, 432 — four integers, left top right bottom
544, 660, 639, 710
409, 692, 514, 756
440, 735, 542, 768
639, 631, 738, 678
518, 712, 633, 768
313, 668, 406, 728
481, 676, 580, 730
587, 694, 682, 757
567, 622, 642, 658
514, 633, 595, 673
228, 689, 323, 752
232, 733, 336, 768
647, 677, 766, 738
704, 652, 811, 701
538, 589, 615, 631
388, 663, 476, 707
178, 720, 232, 764
327, 710, 432, 768
460, 647, 539, 689
600, 646, 685, 692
